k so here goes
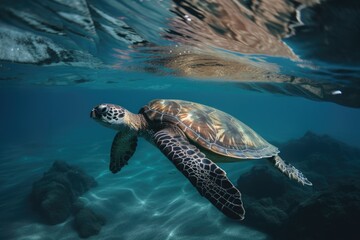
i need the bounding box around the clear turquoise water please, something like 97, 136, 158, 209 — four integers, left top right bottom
1, 1, 360, 239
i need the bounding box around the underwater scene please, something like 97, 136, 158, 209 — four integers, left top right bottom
1, 0, 360, 239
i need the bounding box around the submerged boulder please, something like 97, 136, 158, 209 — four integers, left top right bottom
284, 182, 360, 240
74, 207, 106, 238
237, 165, 287, 199
237, 164, 312, 235
30, 160, 97, 224
237, 132, 360, 239
280, 131, 360, 171
243, 197, 288, 234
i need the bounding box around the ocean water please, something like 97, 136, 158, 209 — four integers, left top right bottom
1, 1, 360, 240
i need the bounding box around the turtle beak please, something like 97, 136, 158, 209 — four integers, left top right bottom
91, 104, 110, 120
90, 108, 100, 119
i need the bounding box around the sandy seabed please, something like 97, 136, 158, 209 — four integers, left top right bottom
0, 139, 268, 240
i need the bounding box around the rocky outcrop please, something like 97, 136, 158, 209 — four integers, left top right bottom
284, 182, 360, 240
237, 132, 360, 239
30, 161, 97, 224
74, 207, 106, 238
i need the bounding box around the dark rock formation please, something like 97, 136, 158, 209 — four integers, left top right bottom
74, 207, 106, 238
280, 131, 360, 163
283, 181, 360, 240
30, 160, 97, 224
279, 131, 360, 181
237, 132, 360, 239
237, 165, 287, 199
243, 197, 288, 234
238, 164, 313, 235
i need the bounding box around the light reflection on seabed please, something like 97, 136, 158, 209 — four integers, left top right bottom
5, 140, 268, 240
87, 143, 268, 240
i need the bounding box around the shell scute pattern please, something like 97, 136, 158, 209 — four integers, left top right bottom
144, 99, 279, 159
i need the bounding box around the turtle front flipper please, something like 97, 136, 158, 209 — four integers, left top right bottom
154, 127, 245, 220
110, 131, 138, 173
271, 155, 312, 186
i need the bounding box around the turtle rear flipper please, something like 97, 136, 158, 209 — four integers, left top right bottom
110, 131, 138, 173
270, 155, 312, 186
154, 127, 245, 220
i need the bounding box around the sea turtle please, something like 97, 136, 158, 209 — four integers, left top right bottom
90, 99, 312, 219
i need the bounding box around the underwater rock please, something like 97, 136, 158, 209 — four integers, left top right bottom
283, 182, 360, 240
74, 207, 106, 238
237, 165, 307, 235
279, 131, 360, 177
243, 197, 288, 235
237, 165, 287, 199
30, 160, 97, 224
238, 132, 360, 239
72, 198, 86, 214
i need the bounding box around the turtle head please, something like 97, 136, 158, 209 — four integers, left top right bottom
90, 104, 128, 131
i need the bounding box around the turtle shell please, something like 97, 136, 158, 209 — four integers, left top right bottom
142, 99, 279, 159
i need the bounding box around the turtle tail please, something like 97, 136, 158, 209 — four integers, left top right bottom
271, 155, 312, 186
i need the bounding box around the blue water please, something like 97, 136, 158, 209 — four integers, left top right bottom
1, 1, 360, 240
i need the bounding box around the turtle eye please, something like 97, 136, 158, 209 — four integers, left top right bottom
95, 105, 108, 115
100, 106, 108, 113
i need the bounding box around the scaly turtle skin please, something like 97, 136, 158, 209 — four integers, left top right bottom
90, 99, 312, 220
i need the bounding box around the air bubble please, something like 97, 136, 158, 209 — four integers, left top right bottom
331, 90, 342, 95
